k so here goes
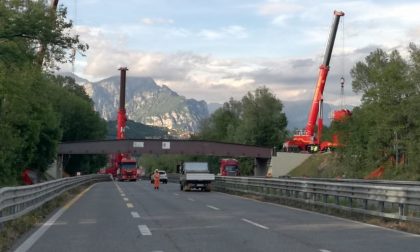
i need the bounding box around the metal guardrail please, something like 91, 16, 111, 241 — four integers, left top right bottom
0, 174, 111, 224
213, 176, 420, 222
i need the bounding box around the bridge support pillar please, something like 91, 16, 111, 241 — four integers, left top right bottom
254, 158, 270, 176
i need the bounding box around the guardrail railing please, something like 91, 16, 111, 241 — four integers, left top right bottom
213, 176, 420, 222
0, 174, 111, 224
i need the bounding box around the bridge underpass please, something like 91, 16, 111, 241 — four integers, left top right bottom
57, 139, 275, 176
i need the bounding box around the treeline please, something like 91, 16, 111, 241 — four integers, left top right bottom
0, 1, 105, 185
333, 43, 420, 179
194, 87, 288, 175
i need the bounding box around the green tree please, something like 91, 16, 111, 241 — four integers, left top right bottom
334, 44, 420, 179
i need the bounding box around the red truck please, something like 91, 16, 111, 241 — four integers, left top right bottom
219, 159, 240, 176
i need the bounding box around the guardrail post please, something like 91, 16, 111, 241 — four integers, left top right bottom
348, 197, 353, 208
398, 204, 406, 219
378, 201, 385, 213
335, 196, 339, 205
323, 194, 328, 204
363, 199, 368, 210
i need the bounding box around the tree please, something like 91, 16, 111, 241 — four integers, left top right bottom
196, 87, 287, 176
334, 44, 420, 179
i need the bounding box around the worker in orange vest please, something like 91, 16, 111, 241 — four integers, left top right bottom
153, 169, 160, 190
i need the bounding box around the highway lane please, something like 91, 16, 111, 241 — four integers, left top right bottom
12, 180, 420, 252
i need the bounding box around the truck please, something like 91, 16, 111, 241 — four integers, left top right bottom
178, 162, 215, 192
219, 158, 240, 176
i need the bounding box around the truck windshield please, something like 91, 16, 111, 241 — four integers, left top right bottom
120, 162, 136, 169
225, 165, 238, 172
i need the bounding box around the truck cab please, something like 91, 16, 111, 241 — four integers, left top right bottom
117, 157, 138, 181
219, 159, 240, 176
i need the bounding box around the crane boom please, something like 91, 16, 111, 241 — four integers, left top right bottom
306, 10, 344, 136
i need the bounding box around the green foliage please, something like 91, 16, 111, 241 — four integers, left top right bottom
197, 87, 287, 148
0, 1, 103, 185
195, 87, 287, 175
106, 120, 168, 140
331, 44, 420, 179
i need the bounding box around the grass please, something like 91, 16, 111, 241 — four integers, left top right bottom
0, 184, 91, 252
288, 153, 347, 178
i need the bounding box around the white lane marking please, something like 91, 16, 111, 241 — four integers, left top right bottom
127, 203, 134, 208
173, 193, 179, 196
242, 218, 269, 230
319, 250, 331, 252
79, 219, 97, 224
131, 211, 140, 218
206, 205, 220, 211
188, 198, 195, 202
123, 197, 129, 201
138, 225, 152, 236
14, 185, 94, 252
121, 193, 126, 197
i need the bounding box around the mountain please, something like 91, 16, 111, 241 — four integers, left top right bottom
83, 76, 209, 134
106, 120, 169, 140
283, 100, 354, 130
207, 103, 223, 114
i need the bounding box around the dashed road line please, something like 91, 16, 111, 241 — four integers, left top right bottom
188, 198, 195, 202
241, 218, 269, 230
121, 193, 126, 197
173, 193, 179, 196
127, 203, 134, 208
319, 250, 331, 252
138, 225, 152, 236
123, 197, 129, 201
206, 205, 220, 211
131, 211, 140, 218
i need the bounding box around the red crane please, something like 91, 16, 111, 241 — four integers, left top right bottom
103, 68, 139, 181
283, 10, 345, 152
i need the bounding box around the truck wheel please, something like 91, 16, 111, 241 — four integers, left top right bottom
205, 185, 211, 192
180, 184, 183, 191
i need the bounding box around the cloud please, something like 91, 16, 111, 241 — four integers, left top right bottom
69, 25, 367, 105
141, 18, 174, 25
258, 1, 304, 16
198, 25, 248, 40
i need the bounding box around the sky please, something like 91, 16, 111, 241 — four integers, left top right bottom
58, 0, 420, 106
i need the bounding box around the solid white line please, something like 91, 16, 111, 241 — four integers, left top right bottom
123, 197, 129, 201
242, 218, 269, 230
138, 225, 152, 236
206, 205, 220, 210
14, 185, 94, 252
127, 203, 134, 208
131, 211, 140, 218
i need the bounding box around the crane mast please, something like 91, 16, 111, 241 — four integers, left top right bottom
283, 10, 344, 152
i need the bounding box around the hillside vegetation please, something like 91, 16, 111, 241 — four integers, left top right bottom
0, 1, 106, 185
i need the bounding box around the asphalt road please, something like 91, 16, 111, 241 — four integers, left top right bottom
12, 180, 420, 252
